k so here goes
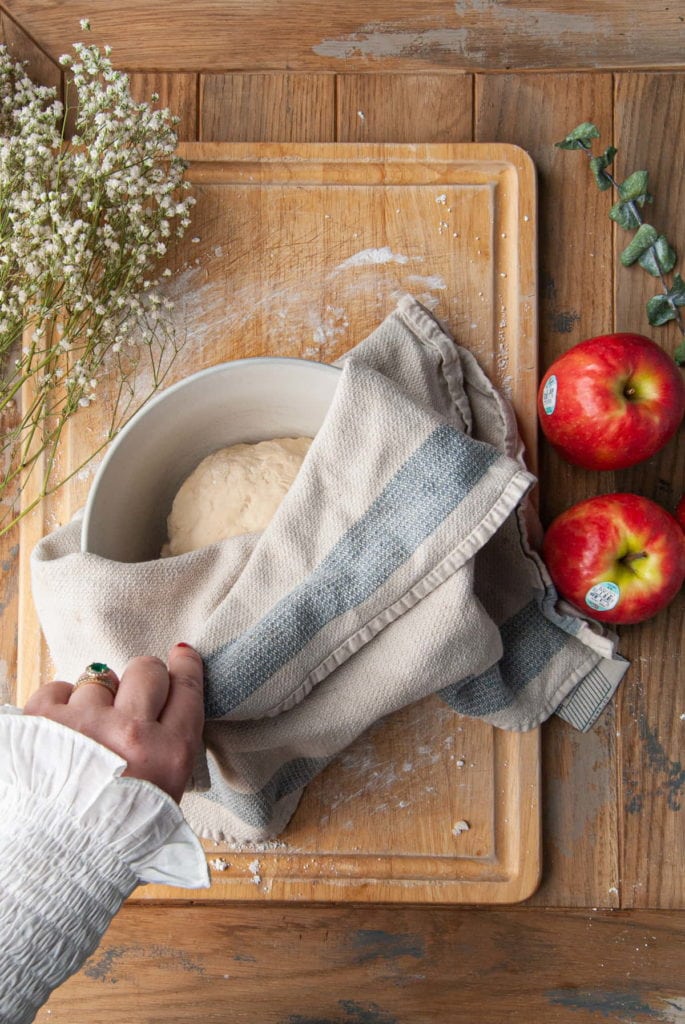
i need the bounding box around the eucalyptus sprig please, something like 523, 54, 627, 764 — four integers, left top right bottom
0, 34, 195, 536
556, 122, 685, 366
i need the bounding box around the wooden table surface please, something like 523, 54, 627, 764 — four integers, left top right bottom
1, 3, 683, 1021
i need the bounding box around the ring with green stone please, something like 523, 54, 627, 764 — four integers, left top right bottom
73, 662, 118, 696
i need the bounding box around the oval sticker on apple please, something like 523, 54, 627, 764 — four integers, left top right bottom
585, 581, 620, 612
542, 374, 557, 415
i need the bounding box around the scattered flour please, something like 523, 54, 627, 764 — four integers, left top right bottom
413, 292, 441, 311
165, 241, 424, 368
452, 820, 470, 836
334, 246, 410, 272
405, 274, 446, 291
76, 456, 103, 481
209, 857, 230, 872
305, 304, 350, 354
223, 839, 289, 853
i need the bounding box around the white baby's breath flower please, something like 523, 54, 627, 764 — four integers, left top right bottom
0, 36, 195, 535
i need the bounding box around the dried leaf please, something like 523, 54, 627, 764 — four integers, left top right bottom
620, 224, 658, 266
618, 170, 650, 202
590, 146, 617, 191
666, 272, 685, 306
609, 200, 642, 230
638, 235, 677, 277
646, 294, 677, 326
675, 338, 685, 366
555, 122, 601, 150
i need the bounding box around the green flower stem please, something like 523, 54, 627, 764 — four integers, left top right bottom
0, 40, 193, 535
579, 140, 685, 338
0, 345, 179, 537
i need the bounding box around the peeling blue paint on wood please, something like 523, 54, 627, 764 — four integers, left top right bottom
546, 987, 679, 1021
352, 929, 424, 964
84, 944, 206, 983
313, 5, 614, 66
547, 309, 581, 334
1, 543, 19, 574
0, 542, 19, 620
624, 713, 685, 814
287, 1000, 398, 1024
638, 716, 684, 813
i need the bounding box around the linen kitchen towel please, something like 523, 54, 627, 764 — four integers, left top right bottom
30, 296, 629, 842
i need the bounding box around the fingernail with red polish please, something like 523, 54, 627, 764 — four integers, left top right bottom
177, 642, 192, 648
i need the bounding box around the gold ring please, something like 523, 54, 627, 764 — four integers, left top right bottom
73, 662, 118, 697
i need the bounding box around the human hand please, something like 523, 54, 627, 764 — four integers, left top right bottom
23, 644, 204, 803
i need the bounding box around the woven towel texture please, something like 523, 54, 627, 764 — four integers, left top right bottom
31, 297, 628, 841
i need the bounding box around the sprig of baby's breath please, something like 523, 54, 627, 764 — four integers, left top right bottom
0, 36, 195, 535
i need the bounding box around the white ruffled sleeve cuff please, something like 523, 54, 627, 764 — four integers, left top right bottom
0, 708, 210, 888
0, 708, 209, 1024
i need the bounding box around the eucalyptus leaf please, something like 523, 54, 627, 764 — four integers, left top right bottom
646, 294, 677, 326
618, 170, 649, 202
590, 146, 617, 191
600, 145, 617, 167
620, 224, 658, 266
557, 123, 685, 361
609, 200, 641, 230
555, 122, 600, 150
675, 339, 685, 366
667, 272, 685, 306
638, 235, 677, 277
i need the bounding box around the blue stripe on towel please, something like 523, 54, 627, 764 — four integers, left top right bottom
203, 754, 331, 829
439, 597, 569, 716
205, 424, 500, 718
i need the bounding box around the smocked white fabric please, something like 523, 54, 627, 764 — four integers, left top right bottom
0, 709, 209, 1024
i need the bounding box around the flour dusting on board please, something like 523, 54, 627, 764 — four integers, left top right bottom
406, 274, 447, 291
333, 246, 411, 271
314, 699, 471, 833
160, 241, 439, 368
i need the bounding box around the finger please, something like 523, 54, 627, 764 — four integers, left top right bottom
115, 655, 170, 720
24, 681, 74, 715
159, 643, 205, 743
69, 665, 120, 709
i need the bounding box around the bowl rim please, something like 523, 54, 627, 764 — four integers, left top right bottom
81, 355, 342, 554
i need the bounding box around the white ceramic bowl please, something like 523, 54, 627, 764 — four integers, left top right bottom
81, 357, 341, 562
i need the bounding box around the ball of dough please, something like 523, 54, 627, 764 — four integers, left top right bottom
162, 436, 312, 556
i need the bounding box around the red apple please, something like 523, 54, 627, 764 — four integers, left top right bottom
538, 333, 685, 470
542, 493, 685, 625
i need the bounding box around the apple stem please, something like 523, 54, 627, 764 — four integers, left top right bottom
622, 550, 648, 567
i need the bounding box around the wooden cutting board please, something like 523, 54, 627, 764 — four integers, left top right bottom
18, 142, 540, 903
